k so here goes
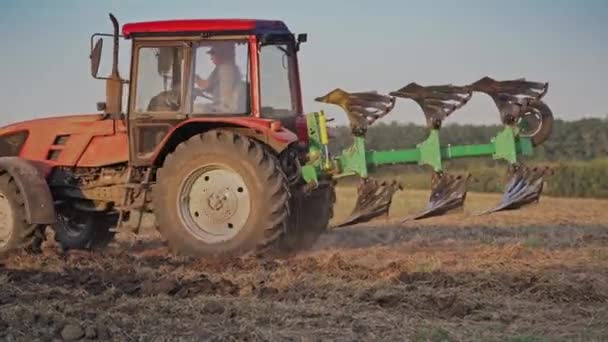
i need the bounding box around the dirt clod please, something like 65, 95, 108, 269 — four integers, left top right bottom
202, 301, 225, 315
95, 324, 110, 340
364, 288, 402, 307
140, 278, 177, 296
256, 286, 279, 298
60, 324, 84, 341
84, 326, 97, 339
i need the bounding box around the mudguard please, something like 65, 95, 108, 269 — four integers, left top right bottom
0, 157, 55, 224
150, 117, 300, 166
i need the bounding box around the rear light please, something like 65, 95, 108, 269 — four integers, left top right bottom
295, 115, 309, 146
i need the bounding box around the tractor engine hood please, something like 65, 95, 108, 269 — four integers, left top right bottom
0, 113, 108, 135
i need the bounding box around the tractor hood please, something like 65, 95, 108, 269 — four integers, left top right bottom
0, 112, 128, 168
0, 113, 107, 136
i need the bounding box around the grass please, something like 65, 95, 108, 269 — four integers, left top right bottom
413, 257, 443, 273
589, 249, 608, 262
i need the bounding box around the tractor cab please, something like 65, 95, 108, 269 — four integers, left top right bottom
91, 15, 308, 165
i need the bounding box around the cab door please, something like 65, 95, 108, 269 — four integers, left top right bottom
127, 40, 192, 166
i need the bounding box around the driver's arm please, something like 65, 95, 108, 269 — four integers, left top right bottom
195, 67, 219, 91
195, 74, 209, 90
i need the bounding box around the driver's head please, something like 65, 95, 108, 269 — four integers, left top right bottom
207, 42, 235, 65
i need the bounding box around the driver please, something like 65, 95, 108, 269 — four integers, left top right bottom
194, 42, 243, 113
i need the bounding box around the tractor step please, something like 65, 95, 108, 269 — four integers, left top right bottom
112, 167, 153, 233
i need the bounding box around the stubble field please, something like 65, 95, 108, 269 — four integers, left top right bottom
1, 187, 607, 341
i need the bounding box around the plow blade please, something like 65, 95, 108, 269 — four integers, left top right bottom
403, 172, 471, 221
470, 76, 548, 125
390, 83, 472, 128
315, 89, 396, 136
480, 164, 551, 215
335, 178, 403, 227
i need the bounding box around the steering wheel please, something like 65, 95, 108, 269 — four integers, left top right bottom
147, 89, 180, 111
193, 87, 213, 101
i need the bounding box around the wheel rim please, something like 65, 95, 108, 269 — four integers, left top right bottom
0, 193, 14, 247
178, 164, 251, 243
517, 108, 543, 138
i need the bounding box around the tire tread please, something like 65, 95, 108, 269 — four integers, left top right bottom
153, 129, 290, 257
0, 173, 40, 253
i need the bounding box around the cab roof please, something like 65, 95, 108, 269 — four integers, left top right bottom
122, 19, 291, 38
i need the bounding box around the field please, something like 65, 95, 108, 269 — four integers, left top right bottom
1, 187, 608, 341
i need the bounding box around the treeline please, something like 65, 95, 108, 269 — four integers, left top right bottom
328, 117, 608, 161
327, 117, 608, 198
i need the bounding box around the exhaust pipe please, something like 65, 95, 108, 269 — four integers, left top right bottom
105, 13, 124, 117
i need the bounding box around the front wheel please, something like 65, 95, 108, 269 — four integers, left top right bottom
0, 172, 43, 254
52, 208, 117, 251
152, 130, 290, 258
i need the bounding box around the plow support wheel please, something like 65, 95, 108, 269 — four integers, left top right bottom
403, 172, 471, 221
470, 76, 549, 125
334, 178, 402, 227
479, 164, 551, 215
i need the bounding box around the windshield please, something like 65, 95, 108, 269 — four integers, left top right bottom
259, 43, 298, 118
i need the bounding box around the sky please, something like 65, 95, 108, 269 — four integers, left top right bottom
0, 0, 607, 127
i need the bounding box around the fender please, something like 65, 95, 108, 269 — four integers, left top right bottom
0, 157, 56, 224
151, 117, 300, 165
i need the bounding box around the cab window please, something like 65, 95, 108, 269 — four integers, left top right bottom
191, 40, 250, 115
134, 46, 185, 113
259, 43, 297, 117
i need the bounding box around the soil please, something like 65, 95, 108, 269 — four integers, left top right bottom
1, 190, 607, 341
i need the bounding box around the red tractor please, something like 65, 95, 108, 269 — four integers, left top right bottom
0, 14, 334, 257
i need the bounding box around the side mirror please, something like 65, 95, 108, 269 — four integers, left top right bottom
296, 33, 308, 51
90, 38, 103, 78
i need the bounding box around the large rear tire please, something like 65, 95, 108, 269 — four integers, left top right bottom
0, 172, 43, 254
152, 130, 290, 258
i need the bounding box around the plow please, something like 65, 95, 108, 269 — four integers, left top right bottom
304, 76, 554, 227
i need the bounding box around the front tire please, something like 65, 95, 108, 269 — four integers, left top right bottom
152, 130, 290, 258
52, 207, 117, 251
0, 172, 43, 254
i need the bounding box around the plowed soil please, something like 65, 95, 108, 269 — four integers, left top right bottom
1, 190, 608, 341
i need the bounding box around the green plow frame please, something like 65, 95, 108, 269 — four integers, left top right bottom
301, 77, 554, 227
